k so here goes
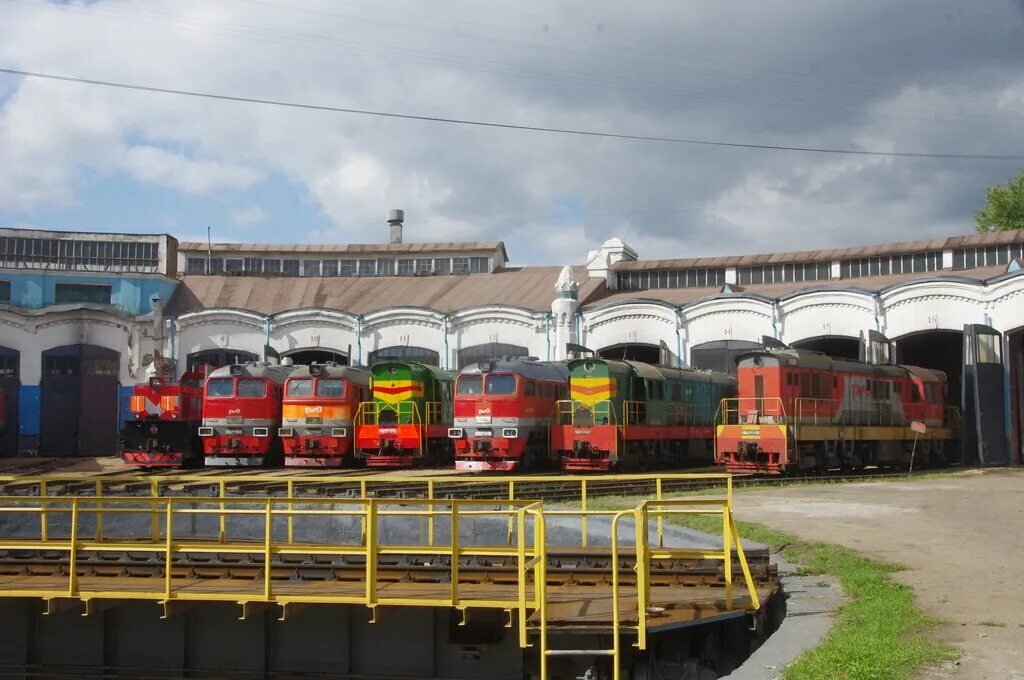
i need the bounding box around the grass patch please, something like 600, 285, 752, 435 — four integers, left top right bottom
584, 495, 956, 680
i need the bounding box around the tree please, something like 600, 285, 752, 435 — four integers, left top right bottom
976, 170, 1024, 233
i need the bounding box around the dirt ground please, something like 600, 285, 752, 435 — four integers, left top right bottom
731, 469, 1024, 680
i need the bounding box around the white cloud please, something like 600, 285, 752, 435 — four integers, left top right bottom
0, 0, 1022, 261
120, 146, 263, 195
228, 205, 266, 229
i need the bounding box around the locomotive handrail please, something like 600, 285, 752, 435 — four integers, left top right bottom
794, 398, 918, 428
553, 398, 617, 427
715, 398, 788, 426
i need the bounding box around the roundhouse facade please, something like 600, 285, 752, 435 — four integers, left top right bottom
0, 224, 1022, 462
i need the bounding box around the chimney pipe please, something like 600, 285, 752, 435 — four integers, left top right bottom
387, 209, 404, 245
152, 296, 164, 339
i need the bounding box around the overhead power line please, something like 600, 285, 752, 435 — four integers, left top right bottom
2, 66, 1023, 161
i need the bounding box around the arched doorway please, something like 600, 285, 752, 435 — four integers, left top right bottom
40, 345, 120, 456
791, 335, 862, 360
689, 340, 762, 375
282, 348, 348, 366
457, 343, 529, 369
186, 348, 258, 372
598, 343, 665, 365
368, 346, 440, 367
894, 331, 963, 409
0, 347, 19, 456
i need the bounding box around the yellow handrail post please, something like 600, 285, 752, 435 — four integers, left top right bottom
264, 499, 273, 600
723, 500, 733, 610
580, 479, 588, 549
729, 509, 761, 610
534, 507, 548, 680
655, 478, 663, 549
516, 507, 528, 649
40, 480, 48, 542
218, 480, 226, 543
450, 500, 460, 607
164, 499, 173, 602
149, 478, 159, 541
634, 505, 648, 651
286, 480, 294, 545
67, 498, 79, 596
427, 480, 435, 547
94, 480, 103, 541
359, 479, 368, 543
506, 481, 515, 545
364, 500, 377, 610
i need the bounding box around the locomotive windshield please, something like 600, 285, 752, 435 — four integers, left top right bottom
457, 376, 483, 395
287, 379, 313, 397
206, 378, 233, 398
316, 379, 345, 397
237, 379, 266, 398
485, 374, 516, 395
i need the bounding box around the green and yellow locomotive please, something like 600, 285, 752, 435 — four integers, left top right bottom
354, 361, 455, 468
551, 358, 734, 471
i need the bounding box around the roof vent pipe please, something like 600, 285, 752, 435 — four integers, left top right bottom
387, 209, 404, 244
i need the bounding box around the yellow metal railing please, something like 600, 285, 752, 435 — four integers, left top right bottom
716, 397, 788, 427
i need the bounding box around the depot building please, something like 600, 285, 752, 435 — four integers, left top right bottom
0, 214, 1022, 461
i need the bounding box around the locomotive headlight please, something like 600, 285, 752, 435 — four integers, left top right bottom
278, 427, 294, 437
197, 426, 213, 437
502, 428, 518, 438
331, 427, 347, 437
448, 428, 464, 439
253, 427, 269, 437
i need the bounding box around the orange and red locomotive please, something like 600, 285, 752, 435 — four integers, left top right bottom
199, 362, 292, 467
715, 349, 960, 474
279, 362, 370, 467
120, 364, 209, 467
449, 358, 568, 472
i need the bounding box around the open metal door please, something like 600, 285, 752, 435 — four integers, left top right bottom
962, 324, 1008, 465
867, 330, 893, 365
0, 348, 19, 456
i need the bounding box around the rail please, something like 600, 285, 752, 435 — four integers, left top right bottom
0, 477, 761, 680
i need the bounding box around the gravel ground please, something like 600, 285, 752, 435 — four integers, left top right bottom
730, 468, 1024, 680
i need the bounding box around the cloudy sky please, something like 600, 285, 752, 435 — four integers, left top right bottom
1, 1, 1023, 264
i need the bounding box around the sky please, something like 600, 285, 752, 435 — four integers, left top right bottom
1, 1, 1023, 265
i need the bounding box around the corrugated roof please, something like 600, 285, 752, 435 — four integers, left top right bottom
178, 241, 506, 255
167, 266, 591, 316
586, 265, 1008, 308
614, 229, 1024, 271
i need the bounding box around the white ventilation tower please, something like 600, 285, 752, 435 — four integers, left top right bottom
388, 209, 404, 244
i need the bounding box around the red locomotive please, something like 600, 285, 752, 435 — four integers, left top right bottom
449, 359, 568, 472
715, 349, 960, 474
199, 362, 292, 467
120, 363, 209, 467
279, 362, 370, 467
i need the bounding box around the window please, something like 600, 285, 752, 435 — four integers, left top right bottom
264, 259, 281, 275
452, 257, 470, 274
0, 280, 9, 303
237, 379, 266, 398
208, 258, 224, 274
316, 379, 345, 397
339, 260, 356, 277
433, 258, 450, 275
282, 259, 300, 276
470, 257, 489, 273
186, 258, 207, 274
377, 258, 395, 276
302, 260, 321, 277
225, 258, 244, 274
954, 244, 1024, 270
542, 383, 553, 398
397, 259, 414, 276
976, 334, 1001, 364
925, 383, 936, 403
487, 374, 518, 395
207, 378, 234, 398
286, 379, 313, 397
54, 283, 112, 305
457, 375, 483, 395
321, 260, 339, 277
619, 267, 725, 290
244, 257, 263, 275
357, 259, 376, 276
415, 258, 432, 275
521, 379, 535, 397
